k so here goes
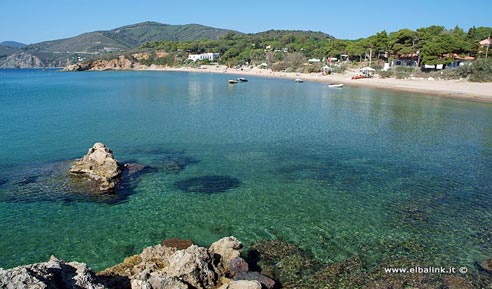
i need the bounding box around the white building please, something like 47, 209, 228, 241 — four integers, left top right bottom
187, 53, 221, 62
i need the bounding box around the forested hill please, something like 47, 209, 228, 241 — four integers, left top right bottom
139, 25, 491, 68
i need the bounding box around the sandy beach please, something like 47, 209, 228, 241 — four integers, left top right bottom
144, 65, 492, 103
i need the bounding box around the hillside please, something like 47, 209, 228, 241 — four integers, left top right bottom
0, 45, 19, 57
0, 41, 26, 48
0, 22, 238, 68
104, 22, 235, 47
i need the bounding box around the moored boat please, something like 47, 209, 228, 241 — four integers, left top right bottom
294, 78, 304, 83
228, 79, 238, 84
237, 77, 248, 82
328, 83, 343, 88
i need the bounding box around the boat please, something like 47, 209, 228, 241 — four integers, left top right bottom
228, 79, 238, 84
328, 83, 344, 88
294, 78, 304, 83
237, 77, 248, 82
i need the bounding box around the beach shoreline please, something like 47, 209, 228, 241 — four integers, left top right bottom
140, 65, 492, 103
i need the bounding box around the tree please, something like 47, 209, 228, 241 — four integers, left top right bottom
389, 29, 417, 56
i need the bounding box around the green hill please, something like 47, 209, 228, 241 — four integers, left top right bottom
30, 21, 236, 53
103, 22, 235, 47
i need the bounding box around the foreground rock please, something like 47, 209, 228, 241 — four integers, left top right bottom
0, 237, 276, 289
99, 236, 275, 289
0, 256, 105, 289
70, 143, 122, 192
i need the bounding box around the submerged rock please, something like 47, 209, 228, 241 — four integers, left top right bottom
161, 238, 194, 250
70, 143, 122, 192
160, 154, 200, 174
14, 175, 39, 186
0, 177, 8, 187
175, 175, 241, 194
0, 256, 106, 289
479, 258, 492, 273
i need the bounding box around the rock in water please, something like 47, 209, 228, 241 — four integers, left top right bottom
70, 143, 122, 192
209, 236, 243, 275
479, 258, 492, 273
0, 256, 106, 289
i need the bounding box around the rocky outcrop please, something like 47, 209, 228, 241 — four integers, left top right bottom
70, 143, 122, 192
63, 62, 91, 71
90, 55, 134, 71
0, 256, 105, 289
0, 51, 45, 68
99, 237, 275, 289
209, 236, 243, 275
165, 245, 217, 288
63, 55, 144, 71
1, 237, 276, 289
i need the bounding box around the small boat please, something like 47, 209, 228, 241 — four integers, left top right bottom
228, 79, 238, 84
328, 83, 343, 88
294, 78, 304, 83
237, 77, 248, 82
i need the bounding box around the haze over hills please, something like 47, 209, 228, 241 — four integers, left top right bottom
0, 21, 239, 68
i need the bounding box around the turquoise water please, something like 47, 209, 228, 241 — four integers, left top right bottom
0, 69, 491, 274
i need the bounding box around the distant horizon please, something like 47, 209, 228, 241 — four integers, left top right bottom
1, 0, 491, 44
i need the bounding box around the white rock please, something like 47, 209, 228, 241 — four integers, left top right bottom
218, 280, 262, 289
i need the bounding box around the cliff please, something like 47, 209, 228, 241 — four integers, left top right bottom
63, 55, 149, 71
0, 50, 72, 68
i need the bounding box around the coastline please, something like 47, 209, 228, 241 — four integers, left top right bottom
141, 65, 492, 103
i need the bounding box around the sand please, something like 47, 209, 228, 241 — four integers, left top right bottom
144, 65, 492, 103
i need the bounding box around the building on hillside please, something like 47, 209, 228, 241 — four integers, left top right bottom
187, 53, 221, 62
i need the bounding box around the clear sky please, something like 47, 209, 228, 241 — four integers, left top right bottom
1, 0, 491, 44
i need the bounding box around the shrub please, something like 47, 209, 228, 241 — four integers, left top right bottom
467, 58, 492, 82
378, 70, 393, 79
331, 63, 348, 74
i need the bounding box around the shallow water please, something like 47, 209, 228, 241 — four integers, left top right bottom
0, 69, 491, 273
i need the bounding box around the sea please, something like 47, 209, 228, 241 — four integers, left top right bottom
0, 69, 491, 275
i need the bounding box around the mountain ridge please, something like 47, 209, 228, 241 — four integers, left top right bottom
0, 21, 239, 68
0, 41, 27, 48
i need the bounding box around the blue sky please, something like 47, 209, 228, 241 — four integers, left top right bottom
1, 0, 491, 44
